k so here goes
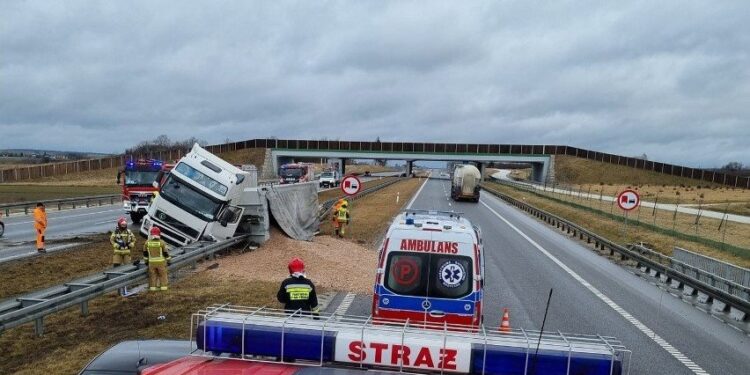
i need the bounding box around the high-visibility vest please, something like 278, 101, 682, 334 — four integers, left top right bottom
146, 240, 166, 263
337, 208, 349, 221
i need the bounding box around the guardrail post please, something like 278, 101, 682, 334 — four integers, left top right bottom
86, 199, 90, 208
81, 301, 89, 316
72, 202, 76, 209
110, 197, 115, 205
34, 318, 44, 337
24, 207, 29, 215
58, 203, 62, 211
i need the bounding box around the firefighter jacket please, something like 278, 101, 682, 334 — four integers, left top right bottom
110, 229, 136, 254
33, 207, 47, 230
335, 207, 350, 223
277, 275, 319, 314
143, 239, 170, 264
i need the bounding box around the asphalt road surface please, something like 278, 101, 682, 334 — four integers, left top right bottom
338, 178, 749, 375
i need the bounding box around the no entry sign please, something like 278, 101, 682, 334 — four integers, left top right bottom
341, 175, 362, 196
617, 190, 640, 211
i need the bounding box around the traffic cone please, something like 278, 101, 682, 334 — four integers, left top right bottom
499, 308, 511, 333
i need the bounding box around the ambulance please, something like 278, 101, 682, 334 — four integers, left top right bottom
372, 210, 485, 328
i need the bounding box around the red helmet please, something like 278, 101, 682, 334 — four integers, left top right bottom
117, 217, 128, 229
288, 257, 305, 274
150, 226, 161, 237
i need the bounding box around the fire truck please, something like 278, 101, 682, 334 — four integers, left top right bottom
117, 159, 173, 224
279, 163, 315, 184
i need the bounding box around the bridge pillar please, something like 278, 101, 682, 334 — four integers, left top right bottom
406, 161, 414, 176
531, 162, 547, 183
341, 159, 347, 176
476, 162, 486, 180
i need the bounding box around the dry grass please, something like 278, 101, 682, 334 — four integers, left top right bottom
554, 155, 722, 187
0, 234, 115, 299
509, 169, 531, 180
320, 178, 424, 247
216, 148, 267, 169
561, 183, 750, 205
485, 182, 750, 268
0, 273, 281, 375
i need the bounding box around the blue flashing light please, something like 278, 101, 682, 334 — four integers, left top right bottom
196, 321, 336, 361
471, 345, 621, 375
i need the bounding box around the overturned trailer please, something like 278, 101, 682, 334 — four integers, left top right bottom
141, 144, 319, 246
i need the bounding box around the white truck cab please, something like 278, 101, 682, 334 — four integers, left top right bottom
141, 144, 254, 246
372, 210, 485, 328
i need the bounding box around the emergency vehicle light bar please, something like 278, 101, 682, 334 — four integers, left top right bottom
190, 305, 629, 375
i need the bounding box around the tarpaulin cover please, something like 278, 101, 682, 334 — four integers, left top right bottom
266, 182, 320, 241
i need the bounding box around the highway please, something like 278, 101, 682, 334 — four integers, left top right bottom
340, 177, 750, 375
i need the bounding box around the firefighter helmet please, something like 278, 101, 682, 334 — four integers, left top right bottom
150, 226, 161, 237
288, 257, 305, 274
117, 217, 128, 229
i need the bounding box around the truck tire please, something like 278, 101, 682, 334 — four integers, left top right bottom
130, 212, 144, 224
0, 222, 4, 237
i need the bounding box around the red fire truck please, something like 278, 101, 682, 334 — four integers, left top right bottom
116, 159, 173, 223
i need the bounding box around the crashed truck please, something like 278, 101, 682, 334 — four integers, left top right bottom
140, 144, 319, 246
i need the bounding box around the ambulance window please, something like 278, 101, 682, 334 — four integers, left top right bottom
429, 256, 472, 298
385, 253, 427, 296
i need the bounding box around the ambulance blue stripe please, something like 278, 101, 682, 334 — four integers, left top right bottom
376, 286, 478, 315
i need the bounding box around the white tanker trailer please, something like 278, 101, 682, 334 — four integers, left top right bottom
451, 164, 481, 202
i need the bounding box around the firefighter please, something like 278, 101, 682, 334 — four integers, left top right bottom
331, 198, 346, 225
143, 227, 171, 291
277, 258, 320, 317
110, 217, 135, 267
334, 202, 350, 237
33, 202, 47, 253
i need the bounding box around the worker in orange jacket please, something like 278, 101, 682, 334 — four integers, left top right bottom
33, 202, 47, 253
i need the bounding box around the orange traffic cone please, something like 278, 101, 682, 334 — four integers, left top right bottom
499, 308, 511, 333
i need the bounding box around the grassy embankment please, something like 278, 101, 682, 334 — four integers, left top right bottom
485, 181, 750, 268
0, 176, 425, 374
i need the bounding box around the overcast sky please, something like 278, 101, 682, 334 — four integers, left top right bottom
1, 1, 748, 167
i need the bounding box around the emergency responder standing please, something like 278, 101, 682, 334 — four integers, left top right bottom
33, 202, 47, 253
334, 202, 350, 237
277, 258, 319, 317
143, 227, 170, 291
110, 217, 135, 267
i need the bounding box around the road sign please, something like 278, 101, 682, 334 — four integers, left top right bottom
617, 190, 640, 211
341, 175, 362, 196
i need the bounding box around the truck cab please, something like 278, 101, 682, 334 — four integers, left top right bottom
372, 210, 485, 329
117, 159, 172, 223
279, 163, 314, 184
141, 144, 253, 246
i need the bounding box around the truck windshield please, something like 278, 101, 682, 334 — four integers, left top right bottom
321, 172, 333, 178
174, 162, 228, 196
160, 175, 223, 221
384, 252, 473, 299
281, 168, 304, 177
124, 171, 160, 186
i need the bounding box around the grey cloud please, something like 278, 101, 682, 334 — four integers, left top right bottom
1, 0, 748, 167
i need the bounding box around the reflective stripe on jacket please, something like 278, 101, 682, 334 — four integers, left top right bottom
111, 229, 135, 254
336, 208, 349, 221
144, 239, 169, 263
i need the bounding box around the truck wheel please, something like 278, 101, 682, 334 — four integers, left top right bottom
0, 222, 4, 237
130, 212, 143, 224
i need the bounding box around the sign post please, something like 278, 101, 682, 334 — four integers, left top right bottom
616, 190, 640, 240
340, 175, 362, 237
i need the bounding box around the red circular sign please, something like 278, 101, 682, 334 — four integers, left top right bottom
340, 175, 362, 196
391, 257, 420, 286
617, 189, 640, 211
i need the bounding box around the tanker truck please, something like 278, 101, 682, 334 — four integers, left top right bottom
451, 164, 481, 202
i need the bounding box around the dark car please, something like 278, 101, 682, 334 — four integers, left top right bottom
0, 212, 4, 237
79, 340, 194, 375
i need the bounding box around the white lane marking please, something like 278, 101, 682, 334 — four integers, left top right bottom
334, 292, 356, 316
480, 200, 710, 375
4, 208, 122, 226
406, 178, 429, 209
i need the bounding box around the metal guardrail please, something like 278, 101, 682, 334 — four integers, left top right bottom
481, 184, 750, 321
0, 194, 120, 216
317, 177, 404, 221
0, 236, 248, 336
